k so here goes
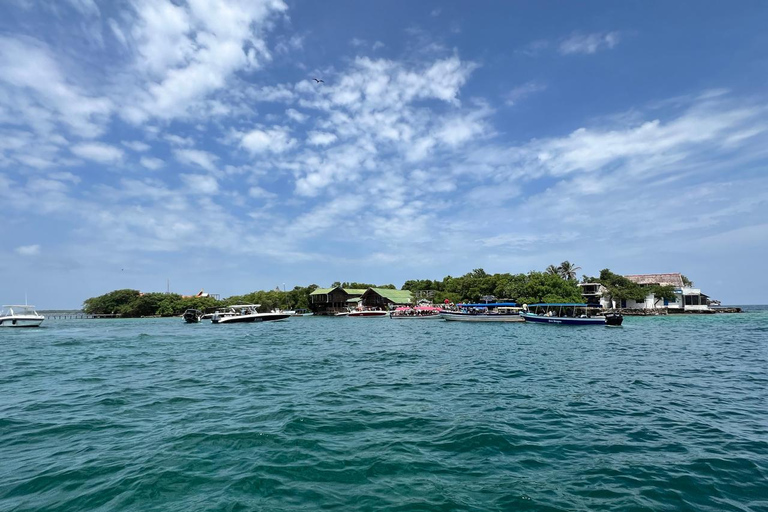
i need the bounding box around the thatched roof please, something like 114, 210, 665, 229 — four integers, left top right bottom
624, 273, 684, 287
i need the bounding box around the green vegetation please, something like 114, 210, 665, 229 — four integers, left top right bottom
83, 263, 687, 317
401, 267, 584, 305
545, 261, 581, 281
82, 285, 320, 318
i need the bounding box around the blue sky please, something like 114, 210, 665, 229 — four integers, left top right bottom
1, 0, 767, 308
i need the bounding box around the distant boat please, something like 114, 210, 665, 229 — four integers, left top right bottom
440, 303, 524, 322
211, 304, 290, 324
182, 309, 203, 323
521, 303, 623, 326
0, 305, 45, 327
348, 308, 388, 317
291, 309, 314, 317
390, 306, 442, 319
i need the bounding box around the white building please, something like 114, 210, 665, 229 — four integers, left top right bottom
579, 273, 710, 311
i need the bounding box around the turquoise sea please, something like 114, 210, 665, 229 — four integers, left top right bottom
1, 309, 767, 512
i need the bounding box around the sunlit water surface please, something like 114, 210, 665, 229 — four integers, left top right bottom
1, 308, 767, 511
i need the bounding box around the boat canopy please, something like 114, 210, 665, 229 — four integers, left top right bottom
528, 303, 601, 307
459, 302, 517, 307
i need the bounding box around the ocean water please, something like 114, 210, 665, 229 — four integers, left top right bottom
1, 309, 767, 512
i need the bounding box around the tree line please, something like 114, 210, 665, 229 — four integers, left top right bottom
82, 262, 687, 317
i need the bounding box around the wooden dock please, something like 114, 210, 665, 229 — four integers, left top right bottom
42, 312, 122, 319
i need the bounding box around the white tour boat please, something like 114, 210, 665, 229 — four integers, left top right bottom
0, 305, 45, 327
440, 303, 524, 322
389, 306, 443, 319
348, 307, 388, 318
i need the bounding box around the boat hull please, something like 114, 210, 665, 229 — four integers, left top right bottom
522, 313, 606, 325
390, 314, 442, 319
440, 312, 524, 322
183, 312, 202, 323
212, 313, 291, 324
348, 311, 388, 317
0, 316, 44, 327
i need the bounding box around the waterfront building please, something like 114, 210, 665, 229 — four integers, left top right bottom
360, 288, 414, 309
624, 273, 710, 311
309, 287, 367, 315
579, 273, 711, 311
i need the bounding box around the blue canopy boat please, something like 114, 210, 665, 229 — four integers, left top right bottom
521, 303, 623, 326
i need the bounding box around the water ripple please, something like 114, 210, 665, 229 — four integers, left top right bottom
1, 310, 767, 511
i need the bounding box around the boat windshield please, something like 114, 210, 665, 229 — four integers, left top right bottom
1, 306, 39, 316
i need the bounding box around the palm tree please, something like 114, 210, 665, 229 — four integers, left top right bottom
558, 261, 581, 281
545, 264, 560, 276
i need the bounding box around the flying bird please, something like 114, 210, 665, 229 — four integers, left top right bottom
313, 78, 324, 83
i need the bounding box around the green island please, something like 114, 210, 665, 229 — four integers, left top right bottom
81, 262, 680, 318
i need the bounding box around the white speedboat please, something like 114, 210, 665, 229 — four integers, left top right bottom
0, 305, 45, 327
348, 308, 388, 317
211, 304, 290, 324
291, 309, 314, 317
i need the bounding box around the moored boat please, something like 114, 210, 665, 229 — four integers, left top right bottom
0, 305, 45, 327
348, 308, 388, 317
211, 304, 291, 324
183, 308, 203, 323
291, 309, 314, 317
389, 306, 442, 319
440, 303, 524, 322
521, 303, 623, 326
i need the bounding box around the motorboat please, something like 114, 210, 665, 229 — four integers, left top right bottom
183, 308, 203, 323
211, 304, 291, 324
0, 305, 45, 327
389, 306, 442, 319
440, 303, 524, 322
521, 303, 623, 326
348, 307, 388, 317
291, 309, 314, 317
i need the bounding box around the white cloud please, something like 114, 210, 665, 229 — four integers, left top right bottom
285, 108, 307, 123
15, 244, 41, 256
65, 0, 99, 16
505, 81, 547, 106
0, 36, 112, 137
248, 186, 276, 199
240, 126, 296, 154
164, 134, 195, 147
71, 142, 124, 163
275, 34, 304, 54
174, 148, 218, 172
119, 0, 288, 123
122, 140, 151, 152
140, 156, 165, 170
559, 31, 620, 55
307, 131, 337, 146
180, 173, 219, 194
108, 18, 128, 48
